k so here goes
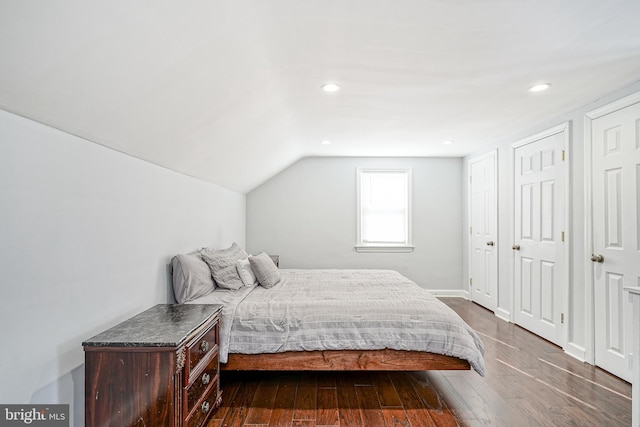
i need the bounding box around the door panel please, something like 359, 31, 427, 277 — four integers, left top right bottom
520, 257, 533, 315
468, 151, 497, 311
541, 261, 554, 324
591, 101, 640, 382
513, 127, 566, 346
606, 273, 625, 357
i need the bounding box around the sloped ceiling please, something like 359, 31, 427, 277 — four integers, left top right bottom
1, 1, 640, 193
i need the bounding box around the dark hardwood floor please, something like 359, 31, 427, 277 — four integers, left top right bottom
208, 298, 631, 426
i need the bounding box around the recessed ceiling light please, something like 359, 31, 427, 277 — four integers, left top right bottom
321, 140, 332, 145
443, 140, 453, 145
321, 83, 341, 93
529, 83, 551, 92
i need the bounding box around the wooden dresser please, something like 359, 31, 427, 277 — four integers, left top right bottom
83, 304, 223, 427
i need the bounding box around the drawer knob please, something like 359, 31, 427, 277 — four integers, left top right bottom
201, 401, 210, 414
200, 340, 209, 353
202, 373, 210, 385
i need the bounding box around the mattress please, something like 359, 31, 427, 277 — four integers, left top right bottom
188, 269, 485, 375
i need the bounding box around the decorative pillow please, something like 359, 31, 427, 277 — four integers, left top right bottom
236, 258, 258, 286
200, 242, 242, 257
200, 242, 248, 290
171, 252, 216, 303
249, 252, 281, 289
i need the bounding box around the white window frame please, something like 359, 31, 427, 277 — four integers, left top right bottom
355, 168, 414, 253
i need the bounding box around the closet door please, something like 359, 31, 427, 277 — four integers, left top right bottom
512, 124, 568, 347
590, 100, 640, 382
468, 150, 498, 311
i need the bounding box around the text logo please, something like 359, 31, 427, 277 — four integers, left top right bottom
0, 405, 69, 426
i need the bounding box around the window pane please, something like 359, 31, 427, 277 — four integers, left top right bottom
368, 173, 406, 208
359, 169, 410, 245
362, 212, 406, 243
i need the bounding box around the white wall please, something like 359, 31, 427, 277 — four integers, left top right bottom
462, 80, 640, 360
246, 157, 463, 291
0, 110, 245, 426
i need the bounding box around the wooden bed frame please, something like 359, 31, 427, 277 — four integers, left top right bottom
221, 349, 470, 371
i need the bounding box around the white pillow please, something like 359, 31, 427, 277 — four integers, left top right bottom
236, 258, 258, 286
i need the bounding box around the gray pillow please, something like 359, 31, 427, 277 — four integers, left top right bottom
249, 252, 281, 289
171, 252, 216, 303
201, 243, 248, 290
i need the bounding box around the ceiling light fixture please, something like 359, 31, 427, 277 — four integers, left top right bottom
321, 82, 341, 93
443, 140, 453, 145
321, 140, 332, 145
529, 83, 551, 92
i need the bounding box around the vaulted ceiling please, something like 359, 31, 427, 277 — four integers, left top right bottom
2, 1, 640, 192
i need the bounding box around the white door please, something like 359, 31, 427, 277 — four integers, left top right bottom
469, 151, 498, 311
590, 100, 640, 382
513, 124, 567, 346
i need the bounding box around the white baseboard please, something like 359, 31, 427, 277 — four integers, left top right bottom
564, 342, 586, 362
429, 289, 469, 298
495, 307, 511, 322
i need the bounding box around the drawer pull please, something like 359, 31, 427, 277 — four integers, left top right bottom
200, 341, 209, 353
201, 401, 210, 414
202, 373, 210, 385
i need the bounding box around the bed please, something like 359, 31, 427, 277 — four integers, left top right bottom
185, 268, 485, 375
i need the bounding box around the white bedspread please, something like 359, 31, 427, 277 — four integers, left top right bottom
188, 269, 485, 375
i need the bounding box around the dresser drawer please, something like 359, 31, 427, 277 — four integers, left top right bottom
187, 320, 218, 374
186, 384, 220, 427
187, 351, 219, 412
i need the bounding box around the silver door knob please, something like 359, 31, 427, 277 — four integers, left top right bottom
486, 241, 495, 246
512, 244, 520, 250
202, 372, 210, 385
591, 254, 604, 263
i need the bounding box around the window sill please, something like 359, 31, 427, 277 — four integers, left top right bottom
354, 245, 415, 253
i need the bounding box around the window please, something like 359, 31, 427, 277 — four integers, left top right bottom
356, 168, 413, 252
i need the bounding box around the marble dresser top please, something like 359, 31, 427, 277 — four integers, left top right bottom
83, 304, 223, 348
